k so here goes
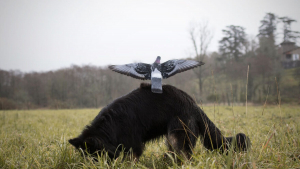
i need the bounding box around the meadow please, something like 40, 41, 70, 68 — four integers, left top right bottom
0, 105, 299, 168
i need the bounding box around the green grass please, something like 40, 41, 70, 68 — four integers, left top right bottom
0, 106, 300, 168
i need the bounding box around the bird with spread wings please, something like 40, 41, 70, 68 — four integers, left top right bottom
109, 56, 204, 93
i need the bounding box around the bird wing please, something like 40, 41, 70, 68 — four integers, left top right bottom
160, 60, 204, 78
108, 63, 152, 80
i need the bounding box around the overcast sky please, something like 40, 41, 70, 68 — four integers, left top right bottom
1, 0, 300, 72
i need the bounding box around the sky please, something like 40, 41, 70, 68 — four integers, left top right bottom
1, 0, 300, 72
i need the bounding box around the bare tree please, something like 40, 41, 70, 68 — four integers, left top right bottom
189, 20, 214, 94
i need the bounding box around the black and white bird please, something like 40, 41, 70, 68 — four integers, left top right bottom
109, 56, 204, 93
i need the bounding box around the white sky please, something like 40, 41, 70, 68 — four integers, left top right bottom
1, 0, 300, 72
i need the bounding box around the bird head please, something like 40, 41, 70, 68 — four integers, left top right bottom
155, 56, 161, 64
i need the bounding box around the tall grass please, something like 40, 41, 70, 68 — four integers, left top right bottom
0, 106, 299, 168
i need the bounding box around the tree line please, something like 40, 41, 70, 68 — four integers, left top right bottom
1, 13, 299, 109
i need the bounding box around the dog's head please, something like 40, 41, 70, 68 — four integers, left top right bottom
69, 128, 119, 158
226, 133, 251, 152
69, 136, 103, 155
235, 133, 251, 151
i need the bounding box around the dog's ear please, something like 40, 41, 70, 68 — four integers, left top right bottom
69, 138, 82, 148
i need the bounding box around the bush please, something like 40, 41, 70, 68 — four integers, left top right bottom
0, 98, 18, 110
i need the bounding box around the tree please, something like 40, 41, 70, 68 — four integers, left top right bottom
219, 25, 247, 61
279, 16, 300, 43
293, 68, 300, 102
256, 13, 278, 59
244, 35, 258, 57
258, 13, 278, 43
256, 13, 283, 98
189, 20, 213, 94
257, 13, 278, 57
24, 73, 47, 107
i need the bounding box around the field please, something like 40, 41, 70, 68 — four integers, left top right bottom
0, 105, 300, 168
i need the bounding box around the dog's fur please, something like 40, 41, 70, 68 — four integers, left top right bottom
69, 83, 250, 160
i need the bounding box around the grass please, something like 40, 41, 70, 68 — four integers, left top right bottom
0, 105, 299, 168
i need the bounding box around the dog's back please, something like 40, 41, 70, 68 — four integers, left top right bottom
69, 83, 250, 160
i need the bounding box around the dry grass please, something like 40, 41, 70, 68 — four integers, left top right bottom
0, 105, 299, 168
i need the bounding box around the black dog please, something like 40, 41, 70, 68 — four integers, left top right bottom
69, 83, 250, 160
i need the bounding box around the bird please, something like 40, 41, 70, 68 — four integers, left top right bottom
109, 56, 204, 93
